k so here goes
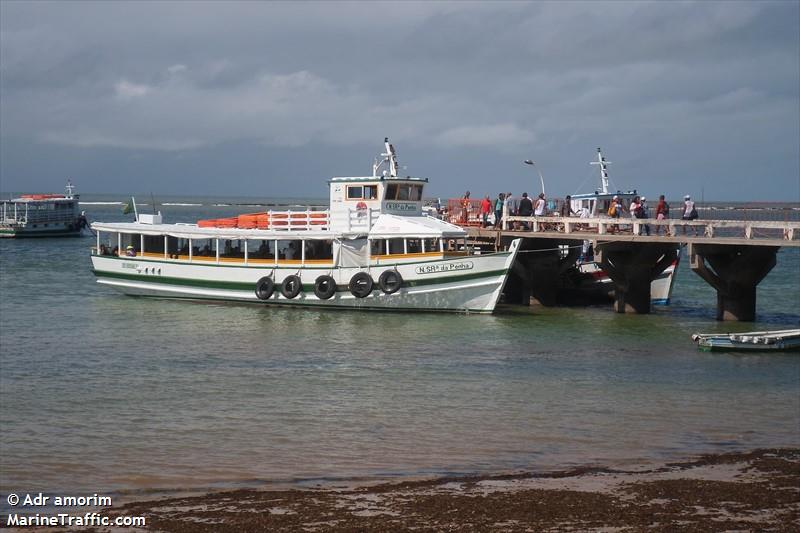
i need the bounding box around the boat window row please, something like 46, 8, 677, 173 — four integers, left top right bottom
94, 233, 460, 263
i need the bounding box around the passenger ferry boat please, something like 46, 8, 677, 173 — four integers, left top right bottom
570, 148, 679, 305
1, 181, 87, 238
89, 139, 521, 312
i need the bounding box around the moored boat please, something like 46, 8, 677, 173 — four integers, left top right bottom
89, 139, 521, 313
570, 148, 679, 305
692, 329, 800, 352
1, 181, 87, 238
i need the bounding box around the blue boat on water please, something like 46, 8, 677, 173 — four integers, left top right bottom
692, 329, 800, 352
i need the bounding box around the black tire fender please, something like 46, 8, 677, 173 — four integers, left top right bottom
349, 272, 374, 298
255, 276, 275, 300
280, 275, 303, 299
378, 270, 403, 294
314, 275, 337, 300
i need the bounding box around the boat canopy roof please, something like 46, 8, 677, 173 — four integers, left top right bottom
570, 190, 638, 201
328, 175, 428, 184
91, 221, 335, 240
91, 214, 466, 240
367, 214, 465, 238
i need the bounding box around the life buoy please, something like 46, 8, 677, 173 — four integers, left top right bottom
280, 275, 303, 299
255, 276, 275, 300
378, 270, 403, 294
314, 275, 337, 300
349, 272, 373, 298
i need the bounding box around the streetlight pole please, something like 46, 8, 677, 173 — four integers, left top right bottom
523, 160, 545, 196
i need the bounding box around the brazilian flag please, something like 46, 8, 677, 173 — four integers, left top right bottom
122, 198, 135, 215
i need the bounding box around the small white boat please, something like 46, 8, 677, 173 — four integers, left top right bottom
576, 257, 679, 305
570, 148, 679, 305
1, 181, 87, 238
692, 329, 800, 352
89, 139, 521, 313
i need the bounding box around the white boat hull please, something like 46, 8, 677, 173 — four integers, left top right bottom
90, 241, 520, 313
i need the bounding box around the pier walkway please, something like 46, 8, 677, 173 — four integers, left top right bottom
465, 216, 800, 321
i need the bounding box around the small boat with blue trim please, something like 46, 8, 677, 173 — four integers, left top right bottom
89, 139, 521, 312
692, 329, 800, 352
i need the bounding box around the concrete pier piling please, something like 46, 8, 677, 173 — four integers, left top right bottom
596, 243, 679, 314
689, 244, 779, 321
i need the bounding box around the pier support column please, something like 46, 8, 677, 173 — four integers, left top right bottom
689, 244, 778, 321
506, 238, 567, 306
596, 243, 679, 314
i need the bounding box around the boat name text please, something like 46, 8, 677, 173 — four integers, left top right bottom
415, 261, 474, 275
384, 202, 417, 212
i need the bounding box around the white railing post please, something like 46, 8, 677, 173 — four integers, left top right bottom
598, 220, 607, 235
164, 235, 168, 258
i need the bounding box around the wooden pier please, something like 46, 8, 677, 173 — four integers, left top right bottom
466, 216, 800, 321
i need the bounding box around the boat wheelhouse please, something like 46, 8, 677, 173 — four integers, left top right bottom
1, 181, 86, 238
570, 148, 680, 305
90, 139, 520, 312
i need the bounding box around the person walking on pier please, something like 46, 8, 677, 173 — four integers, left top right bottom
494, 193, 505, 229
460, 191, 472, 225
607, 195, 623, 234
682, 194, 698, 235
479, 195, 492, 228
518, 192, 533, 230
655, 195, 669, 235
640, 197, 651, 236
505, 192, 517, 229
534, 193, 546, 216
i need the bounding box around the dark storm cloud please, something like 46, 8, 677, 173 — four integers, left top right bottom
1, 1, 797, 200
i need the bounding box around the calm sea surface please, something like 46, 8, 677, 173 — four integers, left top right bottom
1, 199, 798, 501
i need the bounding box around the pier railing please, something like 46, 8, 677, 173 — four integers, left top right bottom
500, 215, 800, 243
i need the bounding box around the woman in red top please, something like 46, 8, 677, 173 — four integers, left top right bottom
479, 195, 492, 228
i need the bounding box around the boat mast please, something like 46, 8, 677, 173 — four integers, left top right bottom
372, 137, 399, 177
590, 148, 611, 194
65, 179, 75, 199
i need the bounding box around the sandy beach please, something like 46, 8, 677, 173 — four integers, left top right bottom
90, 448, 800, 532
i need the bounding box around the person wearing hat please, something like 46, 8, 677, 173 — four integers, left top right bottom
681, 194, 698, 235
125, 244, 136, 257
607, 195, 623, 234
640, 196, 651, 235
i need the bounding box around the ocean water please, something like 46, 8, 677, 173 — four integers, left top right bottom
1, 201, 798, 502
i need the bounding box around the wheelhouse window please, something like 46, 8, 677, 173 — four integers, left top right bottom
406, 239, 422, 253
347, 185, 378, 200
384, 183, 423, 201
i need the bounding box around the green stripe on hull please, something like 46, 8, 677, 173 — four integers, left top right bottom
93, 268, 508, 292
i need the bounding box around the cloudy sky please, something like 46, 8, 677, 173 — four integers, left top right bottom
1, 1, 798, 201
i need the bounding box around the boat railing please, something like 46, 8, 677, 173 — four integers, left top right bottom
1, 206, 78, 226
197, 209, 331, 231
498, 214, 800, 242
264, 209, 330, 231
342, 207, 380, 232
